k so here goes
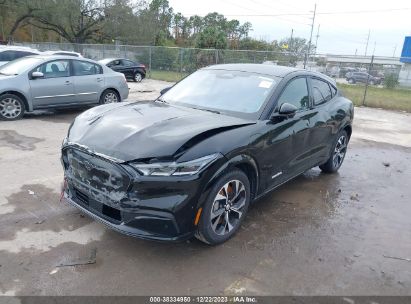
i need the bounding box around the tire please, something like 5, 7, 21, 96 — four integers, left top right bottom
195, 169, 251, 245
348, 78, 355, 84
369, 80, 375, 85
133, 72, 143, 82
319, 130, 349, 173
99, 89, 120, 104
0, 93, 25, 121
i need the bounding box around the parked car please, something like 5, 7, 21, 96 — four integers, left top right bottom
42, 50, 83, 57
61, 64, 354, 245
345, 71, 382, 85
99, 58, 146, 82
0, 46, 40, 67
0, 55, 129, 120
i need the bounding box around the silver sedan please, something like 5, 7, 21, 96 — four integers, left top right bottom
0, 55, 129, 120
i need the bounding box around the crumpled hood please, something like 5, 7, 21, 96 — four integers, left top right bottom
67, 101, 254, 162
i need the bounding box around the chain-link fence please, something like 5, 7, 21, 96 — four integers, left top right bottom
12, 42, 411, 112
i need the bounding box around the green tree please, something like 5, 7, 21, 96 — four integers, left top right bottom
195, 26, 227, 49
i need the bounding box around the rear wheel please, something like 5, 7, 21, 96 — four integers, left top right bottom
320, 130, 348, 173
196, 169, 251, 245
348, 78, 355, 84
100, 89, 119, 104
0, 94, 25, 121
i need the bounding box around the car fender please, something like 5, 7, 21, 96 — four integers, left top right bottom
195, 153, 260, 210
0, 87, 33, 112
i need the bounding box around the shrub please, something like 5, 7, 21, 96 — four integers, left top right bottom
384, 74, 399, 89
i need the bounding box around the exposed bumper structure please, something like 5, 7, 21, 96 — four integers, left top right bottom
61, 146, 223, 242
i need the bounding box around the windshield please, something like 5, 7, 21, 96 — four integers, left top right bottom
160, 69, 279, 117
0, 57, 43, 75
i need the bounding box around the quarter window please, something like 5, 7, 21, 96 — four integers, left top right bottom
34, 60, 70, 78
278, 77, 309, 110
312, 78, 332, 105
73, 60, 102, 76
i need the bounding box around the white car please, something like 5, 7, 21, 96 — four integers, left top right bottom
0, 46, 41, 67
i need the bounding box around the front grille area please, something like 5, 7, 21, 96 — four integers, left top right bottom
72, 186, 122, 223
74, 188, 89, 205
62, 147, 131, 201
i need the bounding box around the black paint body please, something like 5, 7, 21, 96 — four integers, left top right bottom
61, 65, 354, 241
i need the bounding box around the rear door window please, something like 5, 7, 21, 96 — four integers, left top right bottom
311, 78, 333, 105
73, 60, 102, 76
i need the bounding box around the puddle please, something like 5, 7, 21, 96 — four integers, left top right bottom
0, 130, 43, 151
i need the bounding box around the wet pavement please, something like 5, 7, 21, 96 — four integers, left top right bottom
0, 81, 410, 296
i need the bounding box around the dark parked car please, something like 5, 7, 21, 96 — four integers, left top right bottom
61, 64, 354, 245
99, 58, 146, 82
345, 71, 381, 85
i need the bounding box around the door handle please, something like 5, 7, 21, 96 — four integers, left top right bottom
64, 81, 71, 85
97, 78, 103, 82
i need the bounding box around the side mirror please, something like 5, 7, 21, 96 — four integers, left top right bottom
31, 71, 44, 79
160, 87, 171, 95
278, 103, 298, 116
270, 103, 298, 123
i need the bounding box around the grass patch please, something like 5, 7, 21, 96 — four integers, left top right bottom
148, 70, 188, 82
338, 83, 411, 112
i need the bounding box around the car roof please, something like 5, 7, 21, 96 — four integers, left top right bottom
203, 63, 337, 85
204, 64, 302, 77
24, 55, 100, 64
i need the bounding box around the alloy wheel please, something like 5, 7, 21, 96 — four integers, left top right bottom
210, 179, 247, 236
104, 92, 118, 104
333, 135, 347, 168
134, 73, 142, 82
0, 97, 22, 119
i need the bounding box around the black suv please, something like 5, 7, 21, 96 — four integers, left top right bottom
345, 71, 381, 85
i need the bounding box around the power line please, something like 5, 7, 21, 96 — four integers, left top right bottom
183, 7, 411, 17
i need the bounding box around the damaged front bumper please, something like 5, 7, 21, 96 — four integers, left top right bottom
61, 146, 224, 242
62, 190, 193, 242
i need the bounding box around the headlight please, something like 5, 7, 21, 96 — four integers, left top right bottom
130, 153, 221, 176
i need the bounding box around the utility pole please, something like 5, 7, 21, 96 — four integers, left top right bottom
372, 41, 376, 56
393, 45, 397, 57
364, 29, 370, 56
290, 28, 294, 50
314, 24, 320, 56
362, 55, 374, 106
304, 3, 316, 69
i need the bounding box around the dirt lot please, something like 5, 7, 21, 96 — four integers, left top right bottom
0, 80, 411, 296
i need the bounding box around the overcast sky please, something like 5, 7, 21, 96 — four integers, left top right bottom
168, 0, 411, 56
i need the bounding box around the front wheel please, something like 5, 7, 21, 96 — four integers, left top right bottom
100, 89, 119, 104
320, 130, 349, 173
0, 94, 25, 121
196, 169, 251, 245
